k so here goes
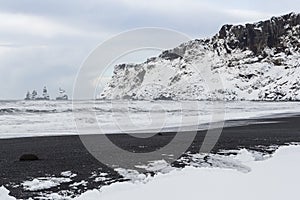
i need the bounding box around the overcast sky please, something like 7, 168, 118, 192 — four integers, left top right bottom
0, 0, 300, 99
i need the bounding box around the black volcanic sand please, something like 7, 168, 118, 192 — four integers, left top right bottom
1, 115, 300, 199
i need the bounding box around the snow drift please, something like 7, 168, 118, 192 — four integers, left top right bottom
75, 145, 300, 200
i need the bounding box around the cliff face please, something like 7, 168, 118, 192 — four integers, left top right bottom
100, 13, 300, 101
216, 12, 300, 54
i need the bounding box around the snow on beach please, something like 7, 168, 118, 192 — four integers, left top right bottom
22, 177, 72, 192
20, 171, 77, 192
0, 145, 299, 199
0, 186, 15, 200
74, 145, 300, 200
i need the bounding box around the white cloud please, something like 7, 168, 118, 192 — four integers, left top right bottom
118, 0, 273, 21
118, 0, 211, 12
0, 12, 105, 38
223, 9, 274, 23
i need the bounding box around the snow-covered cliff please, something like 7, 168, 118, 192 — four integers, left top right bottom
100, 13, 300, 101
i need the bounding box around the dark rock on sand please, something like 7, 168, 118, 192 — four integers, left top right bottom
19, 154, 39, 161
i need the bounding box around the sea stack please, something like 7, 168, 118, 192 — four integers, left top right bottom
56, 88, 68, 100
24, 87, 50, 100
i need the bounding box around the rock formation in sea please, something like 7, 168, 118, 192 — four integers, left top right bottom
24, 87, 50, 100
41, 86, 50, 100
56, 88, 68, 100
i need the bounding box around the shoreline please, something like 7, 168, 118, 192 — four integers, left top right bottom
1, 111, 300, 140
1, 114, 300, 199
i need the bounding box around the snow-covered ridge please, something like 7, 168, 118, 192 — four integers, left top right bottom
100, 13, 300, 101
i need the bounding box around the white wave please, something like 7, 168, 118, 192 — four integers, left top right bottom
0, 100, 300, 138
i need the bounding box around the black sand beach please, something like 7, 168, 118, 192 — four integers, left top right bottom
1, 114, 300, 199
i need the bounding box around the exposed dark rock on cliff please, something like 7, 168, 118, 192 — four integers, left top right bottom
216, 13, 300, 54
